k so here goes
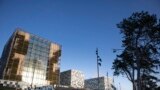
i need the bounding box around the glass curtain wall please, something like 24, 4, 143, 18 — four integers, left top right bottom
1, 30, 61, 87
22, 35, 50, 86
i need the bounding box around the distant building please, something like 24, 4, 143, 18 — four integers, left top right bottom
60, 69, 85, 89
0, 29, 61, 89
85, 76, 116, 90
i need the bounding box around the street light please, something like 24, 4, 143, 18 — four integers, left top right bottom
107, 72, 109, 90
96, 48, 102, 90
113, 49, 123, 53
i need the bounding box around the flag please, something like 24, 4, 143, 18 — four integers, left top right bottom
98, 62, 101, 66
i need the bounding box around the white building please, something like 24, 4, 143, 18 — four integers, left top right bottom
85, 76, 116, 90
60, 69, 85, 89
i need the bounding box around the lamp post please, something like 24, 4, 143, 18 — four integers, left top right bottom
96, 48, 102, 90
119, 82, 121, 90
31, 59, 37, 88
107, 72, 109, 90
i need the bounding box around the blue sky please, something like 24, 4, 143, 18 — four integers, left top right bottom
0, 0, 160, 90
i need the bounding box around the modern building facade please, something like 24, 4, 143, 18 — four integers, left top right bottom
60, 69, 85, 89
0, 29, 61, 87
85, 76, 116, 90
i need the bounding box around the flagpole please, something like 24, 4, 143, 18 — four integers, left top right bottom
107, 72, 109, 90
119, 83, 121, 90
96, 48, 102, 90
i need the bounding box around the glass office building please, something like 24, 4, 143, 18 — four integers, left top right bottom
0, 29, 61, 87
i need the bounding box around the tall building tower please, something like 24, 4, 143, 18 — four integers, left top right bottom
0, 29, 61, 87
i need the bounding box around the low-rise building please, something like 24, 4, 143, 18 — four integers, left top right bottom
85, 76, 116, 90
60, 70, 85, 89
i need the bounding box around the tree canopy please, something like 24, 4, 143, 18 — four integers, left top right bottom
112, 11, 160, 90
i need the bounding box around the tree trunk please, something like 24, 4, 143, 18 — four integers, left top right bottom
133, 67, 136, 90
137, 62, 141, 90
133, 82, 136, 90
136, 36, 141, 90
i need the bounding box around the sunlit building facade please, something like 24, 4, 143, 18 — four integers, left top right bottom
60, 69, 85, 89
85, 76, 116, 90
0, 29, 61, 87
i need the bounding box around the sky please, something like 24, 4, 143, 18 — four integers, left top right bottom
0, 0, 160, 90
